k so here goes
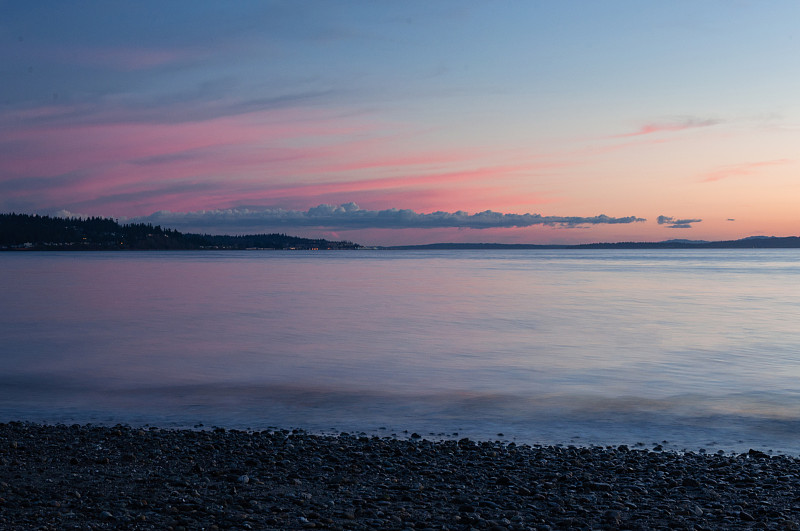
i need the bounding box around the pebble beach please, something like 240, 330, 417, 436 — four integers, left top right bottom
2, 422, 799, 530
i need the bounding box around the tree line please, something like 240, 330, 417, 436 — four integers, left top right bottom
0, 213, 362, 250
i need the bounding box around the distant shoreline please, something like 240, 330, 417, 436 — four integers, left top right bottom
0, 213, 362, 251
0, 246, 363, 252
6, 240, 800, 252
381, 236, 800, 250
3, 212, 800, 250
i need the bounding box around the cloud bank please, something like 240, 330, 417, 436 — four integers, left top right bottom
127, 203, 646, 232
657, 215, 702, 229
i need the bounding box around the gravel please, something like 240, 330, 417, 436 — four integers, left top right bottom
2, 422, 799, 530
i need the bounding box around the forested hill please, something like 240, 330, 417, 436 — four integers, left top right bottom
0, 213, 362, 250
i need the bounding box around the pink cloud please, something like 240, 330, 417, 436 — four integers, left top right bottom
277, 164, 534, 194
0, 105, 370, 184
701, 159, 792, 182
228, 184, 552, 217
212, 161, 560, 215
345, 188, 553, 215
0, 96, 568, 218
48, 45, 201, 71
306, 151, 477, 174
615, 118, 721, 138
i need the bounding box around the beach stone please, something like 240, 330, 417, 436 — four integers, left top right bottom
740, 511, 755, 521
4, 422, 800, 529
686, 504, 704, 517
683, 477, 701, 488
749, 449, 770, 459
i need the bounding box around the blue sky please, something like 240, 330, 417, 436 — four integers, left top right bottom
2, 1, 799, 244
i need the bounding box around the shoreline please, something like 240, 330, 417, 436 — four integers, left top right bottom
2, 422, 799, 529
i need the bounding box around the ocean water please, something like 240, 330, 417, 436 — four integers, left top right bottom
2, 249, 800, 454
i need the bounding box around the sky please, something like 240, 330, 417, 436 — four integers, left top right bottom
2, 1, 799, 245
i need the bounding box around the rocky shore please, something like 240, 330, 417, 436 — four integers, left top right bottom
1, 422, 799, 530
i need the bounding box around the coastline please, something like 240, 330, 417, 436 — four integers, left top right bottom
2, 422, 799, 529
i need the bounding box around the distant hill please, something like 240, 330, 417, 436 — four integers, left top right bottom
0, 213, 362, 250
385, 236, 800, 250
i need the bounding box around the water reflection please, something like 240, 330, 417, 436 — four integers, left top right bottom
2, 250, 800, 452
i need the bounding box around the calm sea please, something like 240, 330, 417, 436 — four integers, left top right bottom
2, 249, 800, 453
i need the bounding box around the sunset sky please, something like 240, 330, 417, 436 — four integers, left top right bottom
2, 1, 799, 245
